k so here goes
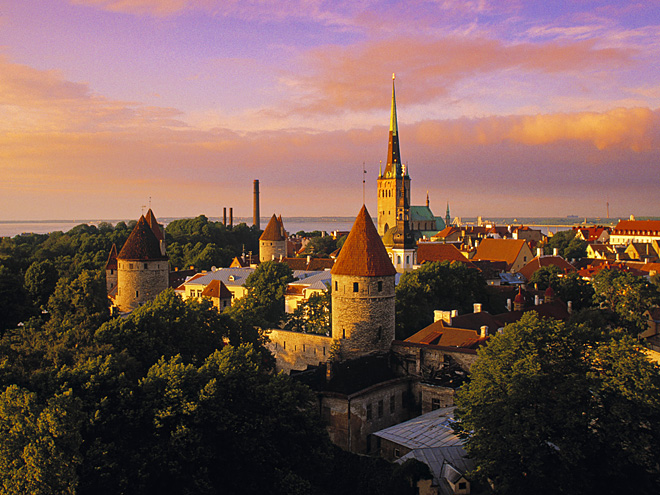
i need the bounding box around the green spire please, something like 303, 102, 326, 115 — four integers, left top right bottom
385, 74, 402, 178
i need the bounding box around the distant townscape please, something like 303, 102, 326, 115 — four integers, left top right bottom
1, 78, 659, 495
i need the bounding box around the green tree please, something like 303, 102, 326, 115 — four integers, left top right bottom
284, 291, 331, 335
0, 266, 30, 334
592, 268, 660, 335
543, 230, 587, 260
529, 265, 562, 290
95, 289, 235, 370
454, 313, 660, 494
0, 385, 83, 495
228, 261, 295, 329
299, 236, 338, 258
24, 259, 59, 309
395, 261, 488, 340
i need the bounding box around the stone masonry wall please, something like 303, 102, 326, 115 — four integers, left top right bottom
259, 240, 286, 263
332, 274, 395, 360
116, 260, 169, 312
266, 330, 333, 373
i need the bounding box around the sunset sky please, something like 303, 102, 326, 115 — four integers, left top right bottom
1, 0, 659, 221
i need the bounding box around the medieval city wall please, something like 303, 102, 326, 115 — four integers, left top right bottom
266, 330, 333, 373
116, 260, 169, 312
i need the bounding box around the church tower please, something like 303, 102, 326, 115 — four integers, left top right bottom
377, 74, 411, 237
331, 205, 397, 360
115, 213, 169, 312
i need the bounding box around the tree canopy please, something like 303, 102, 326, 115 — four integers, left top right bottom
454, 313, 660, 494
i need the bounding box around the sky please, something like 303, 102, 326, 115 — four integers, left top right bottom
1, 0, 659, 221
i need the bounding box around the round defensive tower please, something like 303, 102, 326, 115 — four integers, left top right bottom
331, 205, 397, 360
115, 214, 169, 312
259, 214, 287, 263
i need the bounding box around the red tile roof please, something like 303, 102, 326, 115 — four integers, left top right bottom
145, 209, 164, 241
417, 242, 473, 265
260, 214, 286, 241
105, 243, 118, 270
473, 238, 527, 267
612, 220, 660, 235
406, 321, 488, 349
518, 255, 575, 280
201, 279, 232, 299
117, 216, 168, 261
331, 205, 396, 277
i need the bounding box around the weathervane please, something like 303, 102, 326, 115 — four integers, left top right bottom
362, 162, 367, 205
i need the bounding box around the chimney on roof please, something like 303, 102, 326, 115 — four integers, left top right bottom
307, 255, 311, 265
535, 295, 540, 306
537, 247, 542, 257
553, 248, 558, 256
506, 298, 512, 311
451, 309, 458, 318
253, 180, 260, 230
568, 301, 573, 314
473, 303, 482, 313
229, 208, 233, 228
480, 326, 489, 338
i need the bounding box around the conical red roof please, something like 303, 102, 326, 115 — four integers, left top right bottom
117, 216, 168, 261
145, 209, 164, 241
260, 214, 286, 241
331, 205, 396, 277
105, 243, 118, 270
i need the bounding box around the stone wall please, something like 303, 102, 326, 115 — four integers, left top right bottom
259, 239, 286, 263
116, 260, 169, 312
266, 330, 333, 373
332, 274, 395, 359
106, 268, 117, 294
320, 377, 413, 454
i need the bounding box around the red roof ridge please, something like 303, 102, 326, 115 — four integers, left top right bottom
117, 216, 168, 261
331, 205, 396, 277
260, 214, 286, 241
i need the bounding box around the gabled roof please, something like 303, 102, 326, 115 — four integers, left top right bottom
105, 243, 118, 270
260, 214, 286, 241
473, 238, 528, 267
201, 279, 232, 299
145, 209, 164, 241
406, 320, 489, 349
410, 206, 436, 222
331, 205, 396, 277
117, 216, 168, 261
432, 226, 461, 239
518, 255, 576, 280
612, 220, 660, 234
416, 243, 474, 266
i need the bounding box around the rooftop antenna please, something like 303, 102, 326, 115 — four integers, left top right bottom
149, 196, 152, 209
141, 205, 146, 215
362, 162, 366, 205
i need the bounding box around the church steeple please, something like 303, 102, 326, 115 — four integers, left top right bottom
384, 74, 401, 179
445, 202, 451, 227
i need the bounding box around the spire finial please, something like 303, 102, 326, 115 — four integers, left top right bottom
392, 73, 395, 80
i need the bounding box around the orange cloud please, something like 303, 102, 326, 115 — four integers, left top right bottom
286, 36, 635, 114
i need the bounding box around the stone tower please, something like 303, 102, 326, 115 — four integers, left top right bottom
105, 243, 118, 294
115, 213, 169, 312
377, 74, 411, 237
331, 205, 397, 360
259, 214, 286, 262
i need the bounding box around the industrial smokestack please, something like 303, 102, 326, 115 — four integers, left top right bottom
229, 207, 233, 228
223, 207, 227, 226
253, 180, 260, 229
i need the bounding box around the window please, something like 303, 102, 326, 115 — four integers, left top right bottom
135, 290, 139, 297
458, 482, 467, 490
377, 326, 382, 340
432, 398, 441, 411
342, 328, 345, 339
394, 449, 400, 458
144, 263, 148, 269
353, 282, 359, 292
335, 281, 338, 291
366, 404, 372, 420
390, 395, 395, 413
129, 263, 133, 269
378, 400, 383, 418
378, 281, 383, 292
